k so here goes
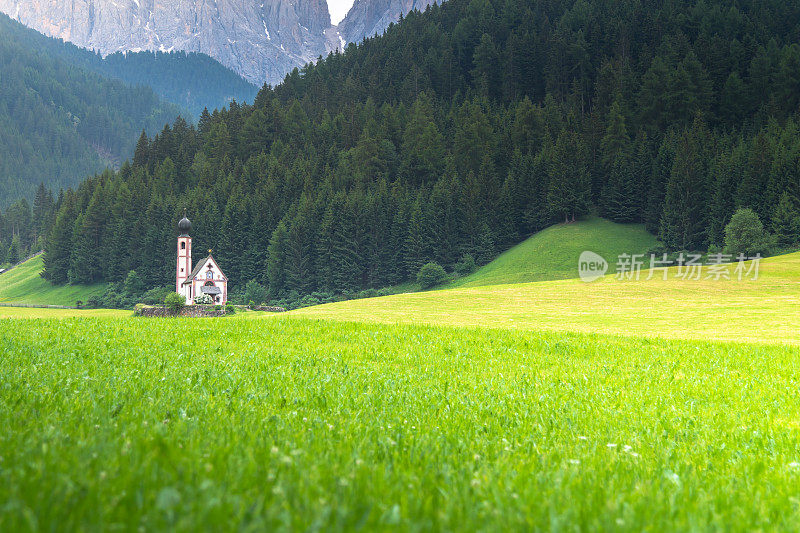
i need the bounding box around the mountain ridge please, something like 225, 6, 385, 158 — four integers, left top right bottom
0, 0, 441, 85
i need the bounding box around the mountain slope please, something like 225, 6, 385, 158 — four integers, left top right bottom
338, 0, 437, 44
0, 0, 446, 86
37, 0, 800, 301
449, 218, 659, 288
0, 13, 180, 207
0, 0, 340, 85
58, 49, 259, 117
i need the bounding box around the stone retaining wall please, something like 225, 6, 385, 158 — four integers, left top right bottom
251, 306, 287, 313
137, 305, 228, 318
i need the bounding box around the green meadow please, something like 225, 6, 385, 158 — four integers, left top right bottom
3, 225, 800, 530
294, 252, 800, 345
2, 317, 800, 531
0, 255, 107, 307
449, 217, 659, 287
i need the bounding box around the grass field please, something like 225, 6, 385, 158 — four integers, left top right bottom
0, 255, 107, 307
3, 223, 800, 530
2, 316, 800, 530
292, 251, 800, 345
450, 218, 659, 287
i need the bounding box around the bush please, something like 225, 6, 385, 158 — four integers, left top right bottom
244, 280, 268, 307
141, 286, 172, 306
133, 304, 146, 317
195, 294, 213, 305
453, 254, 476, 276
357, 288, 378, 299
724, 208, 774, 257
225, 304, 235, 314
123, 270, 145, 297
417, 262, 448, 289
164, 292, 186, 313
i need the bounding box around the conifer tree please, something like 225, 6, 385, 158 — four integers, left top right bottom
771, 192, 800, 248
267, 220, 289, 298
660, 132, 708, 250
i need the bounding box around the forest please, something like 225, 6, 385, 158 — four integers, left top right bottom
0, 14, 181, 209
5, 0, 800, 305
57, 49, 258, 117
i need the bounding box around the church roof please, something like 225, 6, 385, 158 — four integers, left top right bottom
182, 254, 227, 285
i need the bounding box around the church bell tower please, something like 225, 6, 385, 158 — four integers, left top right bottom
176, 212, 192, 300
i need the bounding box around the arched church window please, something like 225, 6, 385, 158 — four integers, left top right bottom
180, 242, 186, 250
206, 270, 213, 279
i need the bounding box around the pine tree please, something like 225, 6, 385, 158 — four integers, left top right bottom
660, 132, 708, 250
472, 33, 501, 99
285, 198, 316, 295
43, 196, 77, 284
68, 187, 107, 284
403, 200, 429, 279
400, 93, 444, 185
547, 130, 590, 222
6, 234, 20, 264
133, 131, 150, 168
771, 191, 800, 248
267, 220, 289, 298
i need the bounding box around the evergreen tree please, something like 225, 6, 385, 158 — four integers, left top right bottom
267, 220, 289, 298
6, 234, 20, 264
547, 130, 590, 223
771, 192, 800, 248
660, 131, 708, 250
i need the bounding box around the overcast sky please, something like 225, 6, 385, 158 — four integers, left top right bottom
328, 0, 356, 25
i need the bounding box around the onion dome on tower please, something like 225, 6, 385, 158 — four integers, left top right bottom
178, 211, 192, 236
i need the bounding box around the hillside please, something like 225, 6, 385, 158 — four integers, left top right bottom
38, 0, 800, 298
0, 255, 106, 307
291, 252, 800, 345
54, 49, 258, 117
450, 218, 659, 287
0, 13, 180, 208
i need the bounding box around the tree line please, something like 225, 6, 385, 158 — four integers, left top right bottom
22, 0, 800, 301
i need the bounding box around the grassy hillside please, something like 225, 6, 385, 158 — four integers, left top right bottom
450, 218, 659, 287
0, 255, 107, 307
2, 316, 799, 529
0, 13, 180, 207
291, 252, 800, 345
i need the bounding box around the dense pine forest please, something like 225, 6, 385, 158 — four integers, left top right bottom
6, 0, 800, 304
0, 14, 181, 209
55, 49, 258, 117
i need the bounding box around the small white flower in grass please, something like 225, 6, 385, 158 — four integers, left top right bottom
270, 446, 279, 454
606, 443, 617, 448
665, 471, 680, 486
569, 459, 580, 465
788, 462, 800, 469
578, 436, 588, 441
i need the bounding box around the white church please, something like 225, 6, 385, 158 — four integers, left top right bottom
175, 213, 229, 305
